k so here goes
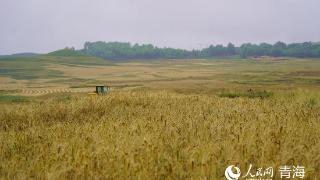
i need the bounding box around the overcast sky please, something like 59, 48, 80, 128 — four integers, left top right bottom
0, 0, 319, 55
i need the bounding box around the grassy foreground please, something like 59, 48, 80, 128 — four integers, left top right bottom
0, 90, 319, 179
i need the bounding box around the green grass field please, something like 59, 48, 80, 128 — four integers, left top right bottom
0, 55, 320, 179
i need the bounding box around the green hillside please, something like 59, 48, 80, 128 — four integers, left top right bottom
0, 55, 111, 80
48, 48, 86, 57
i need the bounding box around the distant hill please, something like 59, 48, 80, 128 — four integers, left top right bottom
2, 41, 320, 60
48, 48, 87, 57
11, 53, 39, 57
81, 41, 320, 60
0, 53, 39, 59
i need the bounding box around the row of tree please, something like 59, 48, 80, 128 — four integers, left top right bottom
80, 41, 320, 60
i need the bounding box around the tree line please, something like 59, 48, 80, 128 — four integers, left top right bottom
80, 41, 320, 60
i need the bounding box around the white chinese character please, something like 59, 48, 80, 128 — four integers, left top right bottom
243, 164, 256, 178
256, 167, 264, 177
293, 166, 305, 179
279, 166, 291, 179
264, 167, 274, 178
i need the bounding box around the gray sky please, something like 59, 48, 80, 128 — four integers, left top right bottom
0, 0, 319, 55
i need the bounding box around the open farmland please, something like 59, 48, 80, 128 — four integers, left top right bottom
1, 56, 320, 94
0, 56, 320, 179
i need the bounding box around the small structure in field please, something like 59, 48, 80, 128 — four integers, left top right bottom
88, 86, 110, 96
96, 86, 109, 95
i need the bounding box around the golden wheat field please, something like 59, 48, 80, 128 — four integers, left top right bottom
0, 90, 320, 179
1, 58, 320, 179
